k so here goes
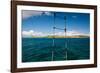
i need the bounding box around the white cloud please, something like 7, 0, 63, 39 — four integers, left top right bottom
54, 31, 89, 36
22, 30, 89, 38
72, 15, 77, 18
22, 10, 52, 19
22, 30, 47, 37
22, 30, 33, 37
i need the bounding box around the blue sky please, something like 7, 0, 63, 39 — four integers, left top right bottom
22, 10, 90, 37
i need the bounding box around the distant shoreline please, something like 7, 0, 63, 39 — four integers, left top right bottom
22, 35, 90, 38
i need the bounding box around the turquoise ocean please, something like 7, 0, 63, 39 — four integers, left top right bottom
22, 38, 90, 62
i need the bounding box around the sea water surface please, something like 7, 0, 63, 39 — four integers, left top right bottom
22, 38, 90, 62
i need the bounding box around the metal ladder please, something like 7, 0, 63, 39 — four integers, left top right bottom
51, 13, 67, 61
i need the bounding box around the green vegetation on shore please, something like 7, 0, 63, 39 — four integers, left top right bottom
31, 35, 89, 38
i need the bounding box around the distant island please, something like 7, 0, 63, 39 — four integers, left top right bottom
31, 35, 89, 38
